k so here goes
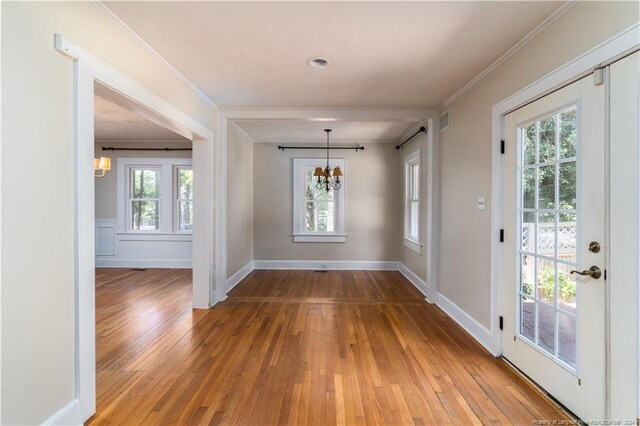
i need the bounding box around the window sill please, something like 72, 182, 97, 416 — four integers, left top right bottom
403, 238, 422, 254
293, 234, 347, 243
117, 232, 192, 242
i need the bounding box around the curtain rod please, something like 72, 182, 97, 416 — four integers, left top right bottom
278, 145, 364, 152
395, 126, 426, 150
101, 147, 192, 152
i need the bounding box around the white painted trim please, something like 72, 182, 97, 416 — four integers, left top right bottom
403, 238, 421, 254
90, 0, 216, 108
226, 261, 254, 293
293, 235, 347, 243
425, 118, 439, 303
436, 293, 497, 356
440, 0, 578, 109
41, 399, 81, 426
96, 259, 192, 269
398, 263, 433, 302
115, 233, 192, 242
253, 260, 399, 271
491, 22, 640, 360
55, 34, 216, 422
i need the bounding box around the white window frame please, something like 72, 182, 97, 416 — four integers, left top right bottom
117, 157, 193, 237
174, 165, 193, 233
292, 158, 346, 243
404, 149, 422, 253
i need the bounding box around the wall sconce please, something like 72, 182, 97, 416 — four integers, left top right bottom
94, 157, 111, 178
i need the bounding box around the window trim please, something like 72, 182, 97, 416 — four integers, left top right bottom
292, 158, 346, 243
117, 157, 193, 236
404, 149, 422, 254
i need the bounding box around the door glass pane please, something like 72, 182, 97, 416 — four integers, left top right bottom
538, 165, 556, 209
559, 107, 577, 159
559, 162, 576, 210
537, 213, 556, 256
537, 259, 556, 304
539, 117, 556, 163
538, 302, 556, 354
523, 124, 536, 166
518, 105, 579, 369
521, 296, 535, 341
522, 168, 536, 209
521, 254, 534, 296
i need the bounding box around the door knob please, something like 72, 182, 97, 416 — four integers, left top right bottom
570, 265, 602, 279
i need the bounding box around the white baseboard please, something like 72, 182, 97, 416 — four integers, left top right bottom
42, 399, 81, 426
435, 292, 498, 356
397, 263, 436, 303
253, 260, 399, 270
226, 261, 254, 293
95, 258, 192, 269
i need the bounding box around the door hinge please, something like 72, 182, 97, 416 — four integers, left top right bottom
604, 269, 607, 280
578, 378, 582, 386
499, 316, 504, 331
499, 229, 504, 242
500, 139, 505, 154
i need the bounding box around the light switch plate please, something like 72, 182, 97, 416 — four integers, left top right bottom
477, 196, 486, 210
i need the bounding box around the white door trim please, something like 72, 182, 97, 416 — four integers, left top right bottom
55, 34, 216, 422
491, 22, 639, 415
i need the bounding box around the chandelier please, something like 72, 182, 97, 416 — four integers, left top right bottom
313, 129, 343, 191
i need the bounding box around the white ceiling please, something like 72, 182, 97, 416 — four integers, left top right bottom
234, 119, 419, 144
94, 94, 189, 141
104, 1, 562, 108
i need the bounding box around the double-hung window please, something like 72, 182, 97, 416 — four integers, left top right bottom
404, 150, 421, 253
292, 158, 346, 242
175, 167, 193, 232
118, 158, 193, 235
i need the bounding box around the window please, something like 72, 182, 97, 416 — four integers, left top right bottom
292, 158, 346, 242
404, 150, 421, 253
176, 167, 193, 232
130, 167, 161, 231
118, 158, 193, 235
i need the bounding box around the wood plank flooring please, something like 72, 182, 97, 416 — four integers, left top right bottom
89, 268, 567, 425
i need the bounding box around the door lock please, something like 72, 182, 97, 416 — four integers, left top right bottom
570, 265, 602, 280
588, 241, 601, 253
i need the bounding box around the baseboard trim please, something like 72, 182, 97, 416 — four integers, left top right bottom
42, 399, 81, 426
397, 263, 434, 302
435, 292, 498, 356
226, 261, 254, 293
253, 260, 399, 270
95, 259, 192, 269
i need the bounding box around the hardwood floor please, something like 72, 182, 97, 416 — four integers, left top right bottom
90, 268, 567, 425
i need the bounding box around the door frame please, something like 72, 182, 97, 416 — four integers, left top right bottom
490, 23, 639, 417
54, 35, 216, 421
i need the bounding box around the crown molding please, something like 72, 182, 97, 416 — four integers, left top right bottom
439, 0, 578, 110
91, 0, 218, 109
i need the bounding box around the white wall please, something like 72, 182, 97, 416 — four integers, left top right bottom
226, 123, 253, 279
253, 143, 402, 262
437, 0, 639, 328
1, 2, 216, 424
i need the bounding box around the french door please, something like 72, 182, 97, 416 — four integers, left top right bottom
503, 73, 606, 420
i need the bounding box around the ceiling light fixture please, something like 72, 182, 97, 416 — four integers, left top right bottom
308, 58, 329, 69
313, 129, 342, 191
